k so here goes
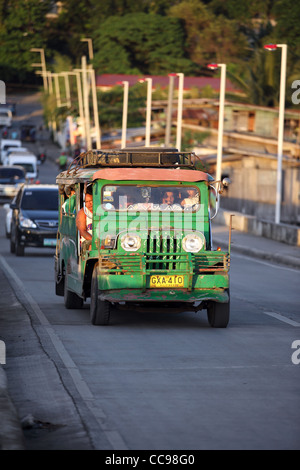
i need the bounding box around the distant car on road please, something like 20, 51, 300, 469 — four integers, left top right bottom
7, 153, 39, 182
0, 165, 26, 201
10, 184, 59, 256
2, 147, 30, 165
0, 139, 22, 164
0, 107, 12, 128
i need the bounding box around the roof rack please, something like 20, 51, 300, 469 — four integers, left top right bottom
66, 147, 204, 175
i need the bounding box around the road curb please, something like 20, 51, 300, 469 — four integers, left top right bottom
214, 238, 300, 269
0, 366, 25, 450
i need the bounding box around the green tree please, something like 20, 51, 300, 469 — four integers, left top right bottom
93, 13, 196, 75
168, 0, 247, 66
0, 0, 51, 82
206, 0, 276, 21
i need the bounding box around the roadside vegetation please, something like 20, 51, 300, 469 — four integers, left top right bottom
1, 0, 300, 141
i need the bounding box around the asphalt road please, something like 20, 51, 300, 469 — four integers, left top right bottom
1, 222, 300, 450
0, 91, 299, 451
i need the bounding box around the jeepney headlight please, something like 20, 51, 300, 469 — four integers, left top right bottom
19, 215, 37, 228
182, 233, 205, 253
121, 233, 141, 251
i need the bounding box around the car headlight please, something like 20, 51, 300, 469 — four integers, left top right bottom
19, 215, 37, 228
182, 233, 205, 253
121, 233, 141, 251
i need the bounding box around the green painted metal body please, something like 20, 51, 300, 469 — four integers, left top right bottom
56, 173, 230, 306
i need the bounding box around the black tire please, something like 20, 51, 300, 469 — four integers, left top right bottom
55, 276, 65, 296
207, 297, 230, 328
90, 264, 110, 325
15, 238, 24, 256
64, 275, 83, 309
10, 237, 15, 253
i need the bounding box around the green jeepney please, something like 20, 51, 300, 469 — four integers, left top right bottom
55, 147, 231, 327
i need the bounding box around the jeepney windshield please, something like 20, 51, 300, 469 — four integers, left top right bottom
101, 185, 200, 211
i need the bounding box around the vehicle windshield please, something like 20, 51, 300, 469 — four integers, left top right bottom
102, 185, 200, 211
4, 144, 18, 150
14, 163, 34, 173
0, 168, 25, 179
21, 189, 58, 210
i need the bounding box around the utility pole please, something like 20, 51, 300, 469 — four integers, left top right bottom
82, 56, 91, 150
165, 73, 176, 147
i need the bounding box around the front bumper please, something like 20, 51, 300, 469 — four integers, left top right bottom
99, 288, 229, 304
94, 250, 230, 304
18, 228, 57, 248
0, 186, 19, 199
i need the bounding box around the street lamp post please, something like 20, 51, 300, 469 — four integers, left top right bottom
264, 43, 287, 224
46, 71, 53, 94
139, 78, 152, 147
62, 72, 71, 108
77, 38, 101, 149
68, 71, 85, 142
207, 63, 227, 183
176, 73, 184, 151
81, 55, 92, 150
30, 48, 48, 92
81, 38, 94, 62
117, 81, 129, 148
89, 66, 101, 149
165, 73, 176, 147
52, 73, 62, 107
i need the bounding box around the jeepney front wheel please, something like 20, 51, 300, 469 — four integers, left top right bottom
207, 297, 230, 328
90, 264, 111, 326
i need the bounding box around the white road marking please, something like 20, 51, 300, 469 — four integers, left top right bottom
263, 311, 300, 327
0, 255, 128, 450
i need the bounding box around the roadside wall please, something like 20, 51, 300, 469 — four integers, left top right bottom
214, 208, 300, 247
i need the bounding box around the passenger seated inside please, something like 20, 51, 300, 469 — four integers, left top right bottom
76, 186, 93, 247
180, 188, 199, 208
160, 189, 182, 211
127, 187, 159, 211
114, 189, 136, 210
127, 187, 183, 211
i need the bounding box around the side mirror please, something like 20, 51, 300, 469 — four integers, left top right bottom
218, 177, 231, 194
10, 202, 17, 210
222, 177, 231, 188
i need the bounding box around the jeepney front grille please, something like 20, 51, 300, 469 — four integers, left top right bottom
146, 232, 181, 270
98, 251, 230, 275
98, 253, 142, 275
193, 252, 230, 272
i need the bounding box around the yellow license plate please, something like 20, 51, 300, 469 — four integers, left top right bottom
150, 275, 184, 288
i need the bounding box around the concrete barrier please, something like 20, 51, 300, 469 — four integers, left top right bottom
214, 209, 300, 247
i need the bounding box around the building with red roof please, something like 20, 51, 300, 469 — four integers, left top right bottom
95, 74, 240, 94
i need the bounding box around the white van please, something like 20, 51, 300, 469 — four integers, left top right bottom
0, 139, 22, 164
0, 108, 12, 128
7, 154, 38, 182
2, 147, 30, 165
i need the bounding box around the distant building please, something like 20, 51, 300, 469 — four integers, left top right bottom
95, 74, 240, 94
